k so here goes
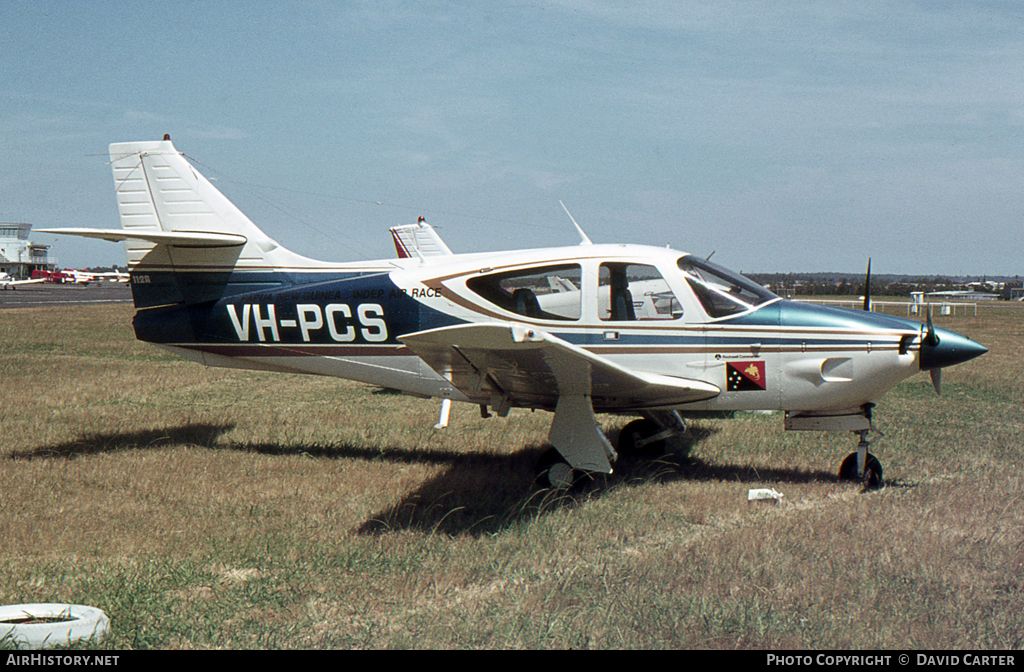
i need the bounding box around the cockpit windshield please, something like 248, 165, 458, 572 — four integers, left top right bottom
677, 256, 778, 318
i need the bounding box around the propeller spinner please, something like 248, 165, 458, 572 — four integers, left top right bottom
917, 305, 987, 394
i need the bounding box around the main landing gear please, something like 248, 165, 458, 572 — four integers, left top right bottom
618, 411, 690, 455
534, 411, 690, 490
838, 429, 884, 490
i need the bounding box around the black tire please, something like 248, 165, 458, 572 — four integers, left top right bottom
838, 452, 883, 490
618, 418, 664, 454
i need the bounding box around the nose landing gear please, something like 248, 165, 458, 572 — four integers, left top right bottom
838, 429, 884, 490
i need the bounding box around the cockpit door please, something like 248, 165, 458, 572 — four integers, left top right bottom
589, 261, 707, 385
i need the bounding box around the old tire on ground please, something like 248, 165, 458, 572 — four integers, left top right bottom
0, 603, 110, 649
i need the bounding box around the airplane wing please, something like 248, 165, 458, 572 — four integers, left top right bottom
399, 323, 720, 412
37, 228, 246, 248
0, 278, 45, 287
92, 272, 130, 282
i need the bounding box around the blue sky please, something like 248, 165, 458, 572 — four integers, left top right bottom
2, 1, 1022, 275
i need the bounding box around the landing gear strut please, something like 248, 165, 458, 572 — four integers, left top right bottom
838, 429, 884, 490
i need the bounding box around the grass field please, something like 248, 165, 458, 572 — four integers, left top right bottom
1, 301, 1021, 649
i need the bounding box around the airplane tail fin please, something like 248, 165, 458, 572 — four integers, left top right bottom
389, 218, 453, 260
108, 137, 317, 271
42, 138, 338, 312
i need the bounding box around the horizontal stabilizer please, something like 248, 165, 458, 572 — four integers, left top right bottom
400, 322, 720, 411
37, 228, 247, 248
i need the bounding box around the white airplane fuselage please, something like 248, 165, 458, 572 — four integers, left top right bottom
133, 242, 973, 417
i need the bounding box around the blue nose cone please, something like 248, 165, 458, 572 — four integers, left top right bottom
920, 327, 988, 371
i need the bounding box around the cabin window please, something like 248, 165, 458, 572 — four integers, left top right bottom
599, 263, 682, 321
677, 256, 776, 318
467, 264, 582, 321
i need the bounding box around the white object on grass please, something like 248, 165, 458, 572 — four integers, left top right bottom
747, 488, 784, 502
0, 603, 110, 649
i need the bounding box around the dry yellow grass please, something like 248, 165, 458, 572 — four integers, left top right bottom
0, 301, 1021, 649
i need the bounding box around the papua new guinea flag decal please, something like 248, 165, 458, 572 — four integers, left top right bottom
726, 360, 767, 391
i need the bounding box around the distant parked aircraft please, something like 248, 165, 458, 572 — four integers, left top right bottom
0, 272, 44, 289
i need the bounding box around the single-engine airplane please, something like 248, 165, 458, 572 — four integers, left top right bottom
0, 272, 45, 289
60, 269, 101, 285
42, 138, 987, 489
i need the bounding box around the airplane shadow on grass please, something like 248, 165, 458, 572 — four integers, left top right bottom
7, 422, 237, 460
11, 422, 838, 537
351, 425, 839, 537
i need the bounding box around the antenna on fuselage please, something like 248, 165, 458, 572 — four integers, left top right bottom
559, 201, 593, 246
862, 258, 872, 311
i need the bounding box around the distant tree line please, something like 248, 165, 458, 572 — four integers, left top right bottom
746, 273, 1022, 299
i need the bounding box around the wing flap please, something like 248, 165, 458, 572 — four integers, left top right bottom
400, 323, 720, 410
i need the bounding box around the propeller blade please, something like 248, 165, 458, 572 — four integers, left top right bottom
923, 305, 940, 347
862, 258, 872, 312
930, 368, 942, 395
